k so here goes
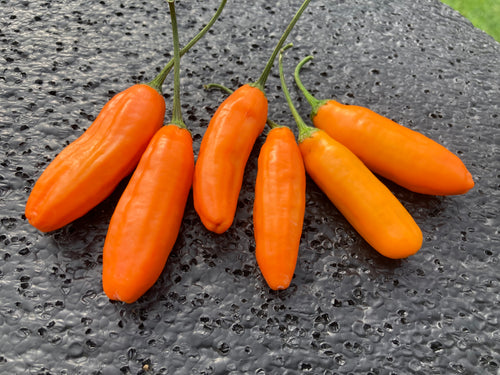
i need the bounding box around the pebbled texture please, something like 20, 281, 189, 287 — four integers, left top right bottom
1, 0, 499, 373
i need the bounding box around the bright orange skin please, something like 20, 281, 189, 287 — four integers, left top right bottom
253, 127, 306, 290
299, 129, 423, 259
193, 84, 268, 234
25, 84, 166, 232
102, 125, 194, 303
313, 101, 474, 195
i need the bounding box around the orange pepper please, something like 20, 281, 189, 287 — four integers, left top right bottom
299, 130, 423, 259
193, 0, 311, 234
279, 45, 422, 259
254, 124, 306, 289
194, 84, 268, 233
294, 56, 474, 196
25, 84, 165, 232
102, 125, 194, 303
102, 0, 194, 303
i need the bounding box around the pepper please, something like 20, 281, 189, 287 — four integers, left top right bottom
25, 0, 227, 232
253, 121, 306, 290
102, 0, 194, 303
280, 45, 422, 259
192, 0, 311, 234
102, 126, 193, 303
294, 56, 474, 196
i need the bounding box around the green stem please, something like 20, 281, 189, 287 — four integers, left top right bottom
278, 44, 316, 143
251, 0, 311, 92
204, 83, 234, 95
148, 0, 227, 93
294, 55, 327, 116
266, 119, 283, 129
168, 0, 185, 128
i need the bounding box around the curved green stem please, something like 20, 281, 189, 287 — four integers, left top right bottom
294, 55, 327, 116
251, 0, 311, 92
204, 83, 234, 95
278, 44, 316, 143
168, 0, 185, 128
148, 0, 227, 93
266, 119, 283, 129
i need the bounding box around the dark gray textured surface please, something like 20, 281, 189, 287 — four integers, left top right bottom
1, 0, 499, 374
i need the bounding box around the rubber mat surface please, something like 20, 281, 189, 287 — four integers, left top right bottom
1, 0, 498, 373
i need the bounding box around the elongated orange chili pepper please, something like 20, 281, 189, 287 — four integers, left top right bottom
24, 0, 226, 232
102, 125, 193, 303
193, 0, 311, 234
294, 56, 474, 196
102, 0, 194, 303
253, 122, 306, 290
279, 46, 422, 259
25, 84, 165, 233
194, 84, 268, 233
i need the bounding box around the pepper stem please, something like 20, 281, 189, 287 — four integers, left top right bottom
204, 83, 234, 95
251, 0, 311, 92
294, 55, 327, 116
279, 44, 316, 143
168, 0, 185, 128
266, 119, 283, 129
148, 0, 227, 93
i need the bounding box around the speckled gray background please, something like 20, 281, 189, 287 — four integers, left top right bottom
1, 0, 499, 374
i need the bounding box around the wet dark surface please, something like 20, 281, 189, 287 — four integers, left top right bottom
1, 0, 499, 373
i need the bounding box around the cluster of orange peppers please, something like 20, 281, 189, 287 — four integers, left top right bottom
25, 0, 473, 302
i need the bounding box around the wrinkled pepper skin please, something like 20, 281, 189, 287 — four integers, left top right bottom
193, 84, 268, 234
299, 129, 423, 259
102, 125, 194, 304
25, 84, 165, 232
253, 126, 306, 290
313, 101, 474, 195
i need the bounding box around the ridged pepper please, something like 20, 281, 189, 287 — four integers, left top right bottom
254, 125, 306, 289
25, 85, 165, 232
102, 125, 194, 303
194, 84, 268, 233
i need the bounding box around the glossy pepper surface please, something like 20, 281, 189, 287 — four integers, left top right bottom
25, 84, 165, 232
102, 125, 194, 303
299, 129, 423, 259
313, 101, 474, 195
193, 84, 268, 233
254, 125, 306, 290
